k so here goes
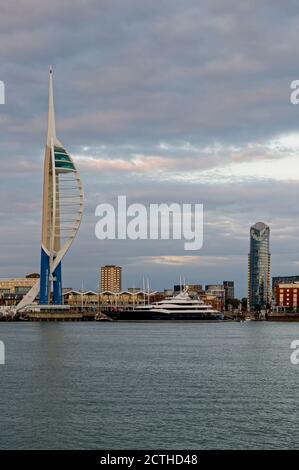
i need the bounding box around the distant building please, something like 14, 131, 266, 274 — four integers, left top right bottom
205, 284, 225, 299
223, 281, 234, 300
0, 275, 40, 306
62, 287, 73, 294
164, 289, 174, 296
248, 222, 271, 310
174, 284, 203, 294
26, 273, 40, 279
0, 276, 39, 295
272, 275, 299, 291
188, 284, 203, 295
200, 292, 224, 312
100, 265, 122, 292
204, 285, 225, 312
274, 283, 299, 311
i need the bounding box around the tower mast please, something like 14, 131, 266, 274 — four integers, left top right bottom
40, 68, 84, 305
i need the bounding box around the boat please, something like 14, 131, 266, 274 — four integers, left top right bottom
104, 287, 225, 322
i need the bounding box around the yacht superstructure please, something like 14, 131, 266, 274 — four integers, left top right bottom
105, 287, 224, 321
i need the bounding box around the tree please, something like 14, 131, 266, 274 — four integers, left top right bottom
241, 298, 247, 311
226, 298, 240, 310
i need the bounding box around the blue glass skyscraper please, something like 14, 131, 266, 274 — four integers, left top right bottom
248, 222, 271, 310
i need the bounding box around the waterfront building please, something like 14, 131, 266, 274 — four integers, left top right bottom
202, 286, 225, 312
98, 290, 148, 309
0, 275, 40, 306
223, 281, 234, 300
0, 274, 40, 295
100, 265, 122, 292
272, 275, 299, 291
274, 283, 299, 311
204, 285, 225, 312
63, 290, 157, 310
63, 290, 99, 310
248, 222, 271, 310
205, 284, 225, 299
202, 293, 224, 312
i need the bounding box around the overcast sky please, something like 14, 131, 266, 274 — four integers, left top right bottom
1, 0, 299, 297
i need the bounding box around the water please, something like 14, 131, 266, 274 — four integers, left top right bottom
0, 322, 299, 449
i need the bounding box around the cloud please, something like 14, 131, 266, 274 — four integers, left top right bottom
72, 132, 299, 185
1, 0, 299, 296
132, 255, 237, 267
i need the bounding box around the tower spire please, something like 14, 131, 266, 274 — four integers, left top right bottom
47, 66, 56, 145
15, 68, 84, 311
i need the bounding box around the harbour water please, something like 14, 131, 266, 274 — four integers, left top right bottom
0, 322, 299, 449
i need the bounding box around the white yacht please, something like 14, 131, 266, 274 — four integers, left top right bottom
106, 287, 224, 321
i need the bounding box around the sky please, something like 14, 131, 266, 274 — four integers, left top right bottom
1, 0, 299, 297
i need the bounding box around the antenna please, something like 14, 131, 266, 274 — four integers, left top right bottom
47, 66, 56, 145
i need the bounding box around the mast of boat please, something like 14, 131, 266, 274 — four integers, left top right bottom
147, 278, 150, 305
133, 281, 136, 310
81, 280, 84, 311
132, 280, 135, 310
143, 276, 146, 306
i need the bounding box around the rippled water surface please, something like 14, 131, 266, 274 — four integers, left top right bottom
0, 322, 299, 449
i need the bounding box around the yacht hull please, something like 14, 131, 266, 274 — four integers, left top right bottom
104, 309, 224, 321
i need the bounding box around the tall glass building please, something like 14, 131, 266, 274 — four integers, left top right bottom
248, 222, 271, 310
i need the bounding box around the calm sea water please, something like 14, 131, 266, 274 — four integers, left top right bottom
0, 322, 299, 449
